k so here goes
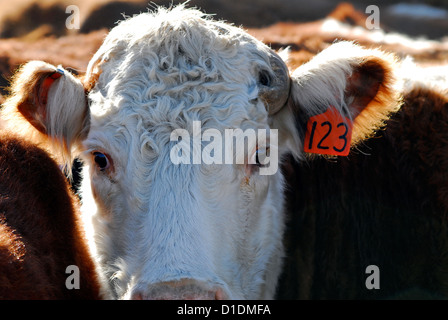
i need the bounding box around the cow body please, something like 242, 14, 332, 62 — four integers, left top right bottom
277, 84, 448, 299
0, 133, 101, 299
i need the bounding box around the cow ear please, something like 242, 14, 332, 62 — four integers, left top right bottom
272, 41, 401, 159
1, 61, 89, 166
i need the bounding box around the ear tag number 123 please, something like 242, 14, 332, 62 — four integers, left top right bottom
304, 106, 353, 156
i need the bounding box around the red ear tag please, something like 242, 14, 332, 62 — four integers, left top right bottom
304, 106, 353, 156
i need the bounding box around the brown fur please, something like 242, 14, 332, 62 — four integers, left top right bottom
0, 133, 101, 299
0, 30, 106, 98
13, 65, 58, 134
349, 55, 402, 146
247, 4, 448, 70
276, 86, 448, 299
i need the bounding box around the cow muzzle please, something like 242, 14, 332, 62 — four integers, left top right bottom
130, 279, 228, 300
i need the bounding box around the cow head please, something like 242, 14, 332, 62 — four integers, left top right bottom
1, 5, 400, 299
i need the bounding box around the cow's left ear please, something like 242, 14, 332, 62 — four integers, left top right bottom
1, 61, 89, 166
272, 41, 401, 159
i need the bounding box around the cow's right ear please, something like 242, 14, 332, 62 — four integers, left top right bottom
1, 61, 89, 165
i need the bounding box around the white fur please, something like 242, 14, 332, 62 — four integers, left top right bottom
321, 18, 448, 51
397, 57, 448, 93
82, 5, 286, 299
45, 66, 88, 166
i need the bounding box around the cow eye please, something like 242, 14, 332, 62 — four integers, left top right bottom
259, 70, 271, 87
93, 152, 110, 171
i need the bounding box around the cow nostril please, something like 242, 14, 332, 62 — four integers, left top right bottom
215, 288, 226, 300
130, 280, 228, 300
131, 292, 143, 300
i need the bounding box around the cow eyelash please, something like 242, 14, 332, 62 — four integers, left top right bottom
247, 146, 270, 169
244, 146, 270, 177
254, 147, 270, 168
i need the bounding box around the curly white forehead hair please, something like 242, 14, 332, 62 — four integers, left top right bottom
85, 4, 286, 121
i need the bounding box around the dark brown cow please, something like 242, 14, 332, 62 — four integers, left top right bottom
275, 79, 448, 299
0, 132, 101, 299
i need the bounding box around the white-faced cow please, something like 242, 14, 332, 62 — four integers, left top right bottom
1, 5, 402, 299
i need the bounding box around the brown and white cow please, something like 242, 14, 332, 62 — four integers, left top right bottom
0, 131, 102, 299
1, 5, 402, 299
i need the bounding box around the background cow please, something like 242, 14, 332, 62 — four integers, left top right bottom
0, 131, 102, 299
277, 75, 448, 299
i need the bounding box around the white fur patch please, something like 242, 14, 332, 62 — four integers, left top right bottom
81, 5, 286, 300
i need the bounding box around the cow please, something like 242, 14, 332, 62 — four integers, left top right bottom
1, 5, 403, 299
276, 65, 448, 299
0, 131, 102, 299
